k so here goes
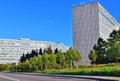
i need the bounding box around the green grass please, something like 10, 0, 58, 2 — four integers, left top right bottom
35, 64, 120, 76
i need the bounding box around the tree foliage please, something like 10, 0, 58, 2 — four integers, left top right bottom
93, 38, 106, 64
92, 29, 120, 64
46, 46, 53, 54
56, 50, 65, 69
74, 50, 82, 70
18, 47, 82, 71
89, 50, 97, 64
106, 42, 120, 63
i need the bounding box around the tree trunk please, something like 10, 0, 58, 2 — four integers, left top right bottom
45, 64, 47, 69
41, 66, 42, 70
66, 64, 68, 69
71, 63, 72, 70
37, 66, 38, 71
76, 62, 78, 71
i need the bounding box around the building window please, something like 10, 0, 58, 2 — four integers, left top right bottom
99, 10, 115, 26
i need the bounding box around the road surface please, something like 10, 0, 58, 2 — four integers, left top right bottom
0, 72, 118, 81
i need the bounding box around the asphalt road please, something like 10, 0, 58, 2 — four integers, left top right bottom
0, 72, 118, 81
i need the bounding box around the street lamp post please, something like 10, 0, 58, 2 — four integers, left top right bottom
16, 59, 18, 73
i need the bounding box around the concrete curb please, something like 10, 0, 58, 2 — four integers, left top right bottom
14, 72, 120, 81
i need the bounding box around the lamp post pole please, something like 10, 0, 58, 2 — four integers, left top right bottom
16, 59, 18, 73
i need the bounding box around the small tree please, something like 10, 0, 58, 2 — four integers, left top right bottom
42, 53, 49, 69
29, 56, 38, 71
93, 38, 106, 64
106, 42, 120, 63
66, 47, 74, 69
20, 53, 26, 62
39, 48, 43, 55
54, 48, 59, 54
89, 50, 97, 64
29, 56, 38, 66
23, 59, 31, 72
49, 53, 56, 71
74, 50, 82, 70
56, 50, 65, 69
37, 55, 43, 70
46, 46, 53, 54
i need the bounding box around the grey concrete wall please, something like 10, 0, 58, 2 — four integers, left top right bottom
72, 2, 99, 64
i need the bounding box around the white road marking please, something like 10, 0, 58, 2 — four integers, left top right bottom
0, 74, 20, 81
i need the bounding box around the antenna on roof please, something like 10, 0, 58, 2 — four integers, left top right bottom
79, 2, 82, 5
81, 0, 85, 5
83, 0, 85, 4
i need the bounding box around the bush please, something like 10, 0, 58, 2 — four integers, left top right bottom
0, 64, 10, 72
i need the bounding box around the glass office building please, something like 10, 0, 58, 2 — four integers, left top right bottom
0, 38, 69, 64
72, 2, 120, 64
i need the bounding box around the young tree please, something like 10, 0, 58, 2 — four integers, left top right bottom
46, 46, 53, 54
56, 50, 65, 69
35, 49, 39, 56
54, 48, 59, 54
42, 53, 49, 69
20, 53, 26, 62
29, 56, 38, 66
30, 50, 36, 58
106, 42, 120, 63
89, 50, 97, 64
43, 49, 46, 54
23, 59, 31, 72
107, 29, 120, 43
37, 55, 43, 70
49, 53, 56, 70
26, 53, 30, 60
39, 48, 43, 55
65, 47, 75, 69
93, 38, 106, 64
74, 50, 82, 70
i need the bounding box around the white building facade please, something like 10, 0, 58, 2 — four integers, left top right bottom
72, 2, 120, 64
0, 38, 69, 64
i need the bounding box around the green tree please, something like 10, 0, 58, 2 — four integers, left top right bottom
49, 53, 56, 70
20, 53, 26, 62
29, 56, 38, 66
106, 42, 120, 63
0, 64, 10, 71
74, 50, 82, 70
54, 48, 59, 54
23, 59, 31, 72
56, 50, 65, 69
66, 47, 74, 69
93, 38, 106, 64
29, 56, 38, 71
89, 50, 97, 64
26, 53, 30, 60
37, 55, 43, 70
107, 29, 120, 43
46, 46, 53, 54
39, 48, 43, 55
42, 53, 49, 69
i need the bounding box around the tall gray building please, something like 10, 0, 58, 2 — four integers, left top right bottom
0, 38, 69, 64
72, 2, 120, 64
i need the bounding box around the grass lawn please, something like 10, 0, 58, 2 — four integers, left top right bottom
36, 64, 120, 76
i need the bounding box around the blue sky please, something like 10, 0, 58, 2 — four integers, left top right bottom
0, 0, 120, 46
